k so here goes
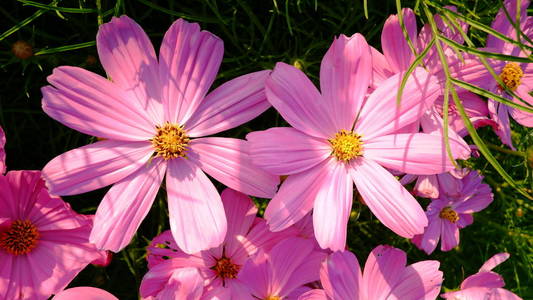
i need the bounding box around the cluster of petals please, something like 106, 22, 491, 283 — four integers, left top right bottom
0, 170, 104, 300
412, 169, 494, 254
299, 245, 443, 300
441, 253, 522, 299
247, 32, 471, 251
140, 188, 323, 299
52, 287, 118, 300
40, 16, 279, 254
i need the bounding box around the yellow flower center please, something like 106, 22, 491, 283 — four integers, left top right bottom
439, 207, 459, 223
265, 297, 281, 300
0, 220, 40, 255
151, 122, 190, 160
329, 130, 364, 162
212, 257, 240, 280
499, 62, 523, 91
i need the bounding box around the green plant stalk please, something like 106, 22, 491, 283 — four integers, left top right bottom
0, 0, 59, 42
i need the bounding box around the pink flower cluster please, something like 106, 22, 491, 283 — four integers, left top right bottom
0, 0, 530, 299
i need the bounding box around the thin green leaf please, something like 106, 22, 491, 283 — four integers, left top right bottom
0, 0, 59, 42
34, 41, 96, 55
363, 0, 368, 19
136, 0, 219, 23
18, 0, 97, 13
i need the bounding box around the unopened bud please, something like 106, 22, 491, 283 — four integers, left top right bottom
11, 40, 33, 59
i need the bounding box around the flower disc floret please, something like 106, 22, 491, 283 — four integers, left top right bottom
151, 122, 190, 160
0, 220, 40, 255
329, 130, 364, 162
212, 256, 240, 279
439, 206, 459, 223
499, 62, 523, 91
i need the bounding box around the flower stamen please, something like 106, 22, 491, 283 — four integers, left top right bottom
0, 220, 40, 255
151, 122, 190, 160
439, 207, 459, 223
329, 130, 363, 162
212, 257, 240, 280
499, 62, 523, 91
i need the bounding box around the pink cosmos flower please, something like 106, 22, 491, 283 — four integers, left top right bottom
441, 253, 522, 300
238, 237, 326, 300
401, 168, 470, 199
0, 126, 5, 174
52, 287, 118, 300
140, 188, 297, 299
412, 169, 493, 254
298, 245, 443, 300
0, 170, 103, 300
482, 0, 533, 149
41, 16, 279, 254
247, 33, 471, 251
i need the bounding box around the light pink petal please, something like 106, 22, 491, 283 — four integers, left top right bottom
381, 8, 417, 73
281, 250, 326, 297
364, 133, 470, 175
185, 70, 271, 136
488, 288, 523, 300
389, 261, 443, 300
247, 127, 331, 176
188, 137, 279, 198
90, 158, 166, 252
166, 158, 227, 254
488, 99, 515, 149
354, 68, 440, 140
437, 171, 464, 198
265, 159, 335, 231
414, 175, 440, 198
156, 268, 204, 300
510, 84, 533, 127
52, 287, 118, 300
435, 6, 469, 43
42, 140, 154, 196
42, 67, 156, 140
362, 245, 406, 299
0, 126, 5, 174
479, 253, 511, 272
487, 0, 530, 54
442, 54, 501, 91
220, 188, 258, 258
159, 18, 223, 125
299, 290, 329, 300
456, 213, 474, 228
2, 170, 42, 219
238, 249, 271, 298
441, 287, 492, 299
370, 46, 394, 88
320, 33, 372, 129
440, 220, 459, 251
321, 251, 361, 300
96, 15, 162, 125
349, 159, 427, 238
266, 62, 337, 139
461, 272, 505, 289
313, 162, 352, 251
413, 215, 442, 255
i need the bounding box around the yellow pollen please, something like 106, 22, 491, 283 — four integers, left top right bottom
499, 62, 523, 91
439, 207, 460, 223
212, 257, 240, 280
265, 297, 281, 300
329, 130, 364, 162
0, 220, 40, 255
151, 122, 190, 160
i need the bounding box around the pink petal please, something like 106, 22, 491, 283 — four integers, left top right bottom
52, 287, 118, 300
320, 33, 372, 129
440, 220, 459, 251
361, 245, 406, 299
313, 162, 352, 251
247, 127, 331, 176
461, 272, 505, 290
414, 175, 440, 198
487, 0, 530, 54
321, 251, 361, 300
364, 133, 470, 175
42, 67, 156, 141
265, 159, 335, 231
488, 99, 515, 149
298, 289, 329, 300
370, 46, 394, 88
166, 158, 227, 254
479, 253, 511, 272
441, 287, 493, 299
391, 261, 443, 300
354, 68, 440, 140
349, 159, 427, 238
188, 137, 279, 198
413, 215, 442, 255
381, 8, 417, 73
2, 170, 42, 219
159, 18, 223, 125
454, 193, 494, 214
488, 288, 523, 300
456, 213, 474, 228
96, 15, 162, 125
281, 250, 326, 297
185, 70, 271, 137
510, 84, 533, 127
156, 268, 204, 300
0, 126, 5, 174
42, 140, 154, 196
90, 158, 166, 252
266, 62, 337, 139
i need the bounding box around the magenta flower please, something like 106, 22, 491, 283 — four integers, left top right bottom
248, 33, 471, 251
441, 253, 522, 300
140, 188, 297, 299
0, 170, 103, 300
0, 126, 5, 174
412, 169, 493, 254
52, 287, 118, 300
299, 245, 443, 300
41, 16, 279, 254
238, 237, 326, 300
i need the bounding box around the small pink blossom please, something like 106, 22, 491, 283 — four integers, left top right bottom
441, 253, 522, 299
299, 245, 443, 300
248, 33, 471, 251
0, 171, 103, 300
412, 169, 494, 254
41, 16, 279, 254
52, 287, 118, 300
